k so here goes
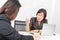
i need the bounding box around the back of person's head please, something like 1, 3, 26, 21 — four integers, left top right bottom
0, 0, 21, 20
36, 8, 47, 20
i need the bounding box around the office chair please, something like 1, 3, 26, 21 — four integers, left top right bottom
14, 20, 26, 31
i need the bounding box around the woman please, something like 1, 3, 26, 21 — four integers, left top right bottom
0, 0, 40, 40
26, 8, 48, 34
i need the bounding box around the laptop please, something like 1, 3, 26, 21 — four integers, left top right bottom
41, 24, 56, 36
14, 20, 26, 31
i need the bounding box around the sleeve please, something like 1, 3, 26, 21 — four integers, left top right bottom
43, 19, 48, 23
21, 35, 34, 40
0, 21, 34, 40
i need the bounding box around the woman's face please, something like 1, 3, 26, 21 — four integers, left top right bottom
36, 12, 44, 22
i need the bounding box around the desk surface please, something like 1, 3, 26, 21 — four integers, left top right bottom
18, 31, 33, 36
18, 31, 60, 40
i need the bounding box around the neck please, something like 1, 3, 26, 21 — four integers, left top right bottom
38, 21, 40, 26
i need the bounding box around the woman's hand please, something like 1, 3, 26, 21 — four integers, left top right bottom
32, 33, 40, 40
25, 18, 30, 25
30, 30, 42, 35
25, 18, 30, 32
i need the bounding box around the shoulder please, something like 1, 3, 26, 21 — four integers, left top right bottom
31, 17, 36, 20
30, 17, 37, 23
0, 20, 13, 32
0, 20, 15, 35
43, 19, 48, 23
0, 20, 11, 27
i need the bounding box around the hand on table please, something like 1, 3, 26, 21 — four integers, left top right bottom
33, 32, 40, 40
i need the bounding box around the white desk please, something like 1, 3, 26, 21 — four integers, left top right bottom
39, 33, 60, 40
18, 31, 60, 40
18, 31, 33, 36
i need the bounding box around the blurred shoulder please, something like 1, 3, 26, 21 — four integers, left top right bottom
31, 17, 36, 20
43, 19, 48, 23
0, 20, 11, 28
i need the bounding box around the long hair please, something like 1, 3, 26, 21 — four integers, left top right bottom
36, 8, 47, 20
36, 8, 47, 23
0, 0, 21, 18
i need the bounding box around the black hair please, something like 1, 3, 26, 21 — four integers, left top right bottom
36, 8, 47, 20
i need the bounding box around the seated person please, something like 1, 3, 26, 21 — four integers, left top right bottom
0, 0, 40, 40
26, 8, 48, 34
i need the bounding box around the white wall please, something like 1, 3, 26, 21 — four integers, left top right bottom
52, 0, 60, 33
0, 0, 7, 8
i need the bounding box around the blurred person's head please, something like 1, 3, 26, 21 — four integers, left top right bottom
36, 8, 47, 22
0, 0, 21, 20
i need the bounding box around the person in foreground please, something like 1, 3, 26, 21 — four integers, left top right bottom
26, 8, 48, 34
0, 0, 40, 40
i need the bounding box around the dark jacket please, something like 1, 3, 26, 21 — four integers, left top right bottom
29, 17, 47, 30
0, 14, 33, 40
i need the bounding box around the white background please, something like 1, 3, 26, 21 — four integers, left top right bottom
0, 0, 60, 33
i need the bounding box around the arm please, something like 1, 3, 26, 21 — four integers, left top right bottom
0, 21, 34, 40
25, 18, 30, 32
25, 17, 34, 32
